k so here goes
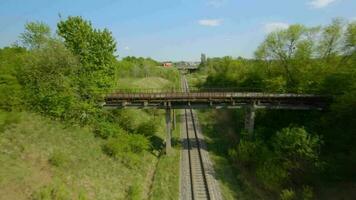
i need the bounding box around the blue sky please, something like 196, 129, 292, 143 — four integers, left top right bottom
0, 0, 355, 61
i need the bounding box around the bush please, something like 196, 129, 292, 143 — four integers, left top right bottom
136, 120, 157, 137
272, 127, 321, 171
256, 159, 288, 190
280, 188, 296, 200
229, 137, 269, 167
18, 41, 80, 120
94, 121, 126, 139
102, 134, 150, 157
301, 185, 314, 200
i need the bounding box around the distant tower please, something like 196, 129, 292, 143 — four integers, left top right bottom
201, 53, 206, 65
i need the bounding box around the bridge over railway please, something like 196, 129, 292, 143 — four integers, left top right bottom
104, 81, 331, 200
104, 88, 331, 152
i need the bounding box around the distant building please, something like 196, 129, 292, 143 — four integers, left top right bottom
162, 62, 173, 67
201, 53, 206, 64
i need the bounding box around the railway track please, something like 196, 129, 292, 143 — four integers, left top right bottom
180, 75, 222, 200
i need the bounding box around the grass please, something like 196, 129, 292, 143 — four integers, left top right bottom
115, 75, 181, 200
0, 70, 182, 199
0, 111, 158, 199
149, 110, 181, 200
117, 77, 175, 90
185, 73, 207, 88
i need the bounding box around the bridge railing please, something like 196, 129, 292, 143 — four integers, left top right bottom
106, 87, 325, 95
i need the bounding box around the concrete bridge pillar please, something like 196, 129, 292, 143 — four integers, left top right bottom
244, 104, 256, 135
172, 109, 176, 130
165, 108, 172, 154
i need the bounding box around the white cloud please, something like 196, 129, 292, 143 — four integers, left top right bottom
198, 19, 222, 27
264, 22, 289, 33
206, 0, 228, 8
124, 46, 130, 50
308, 0, 337, 8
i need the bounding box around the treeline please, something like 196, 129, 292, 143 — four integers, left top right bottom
197, 19, 356, 199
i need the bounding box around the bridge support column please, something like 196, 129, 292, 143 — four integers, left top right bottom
165, 108, 172, 154
172, 109, 176, 130
244, 104, 256, 135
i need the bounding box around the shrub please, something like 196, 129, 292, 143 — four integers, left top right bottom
280, 188, 296, 200
94, 121, 126, 139
256, 160, 288, 190
229, 138, 269, 166
272, 127, 321, 172
102, 134, 150, 158
301, 185, 314, 200
136, 120, 157, 137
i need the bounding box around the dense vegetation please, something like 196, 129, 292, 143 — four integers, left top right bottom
0, 16, 180, 199
191, 18, 356, 199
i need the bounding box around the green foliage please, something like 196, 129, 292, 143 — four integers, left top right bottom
0, 47, 26, 110
0, 16, 178, 200
102, 134, 150, 158
256, 160, 288, 190
57, 16, 117, 97
318, 18, 344, 60
116, 56, 180, 89
272, 127, 321, 170
126, 183, 142, 200
200, 19, 356, 194
20, 21, 51, 49
136, 120, 157, 137
279, 189, 296, 200
94, 121, 126, 139
18, 40, 80, 119
301, 185, 314, 200
229, 138, 266, 166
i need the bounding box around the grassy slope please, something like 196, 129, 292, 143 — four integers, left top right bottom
149, 110, 180, 200
117, 77, 173, 90
117, 75, 181, 200
0, 71, 181, 200
0, 112, 156, 200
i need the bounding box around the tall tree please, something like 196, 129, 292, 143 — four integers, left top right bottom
57, 16, 117, 98
20, 21, 51, 49
318, 18, 344, 61
255, 24, 306, 87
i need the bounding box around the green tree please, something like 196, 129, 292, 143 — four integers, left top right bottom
255, 24, 306, 87
57, 16, 117, 98
0, 47, 26, 110
20, 21, 51, 49
318, 18, 344, 60
18, 40, 80, 119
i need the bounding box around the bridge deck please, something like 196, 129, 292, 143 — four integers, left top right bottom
104, 91, 329, 109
